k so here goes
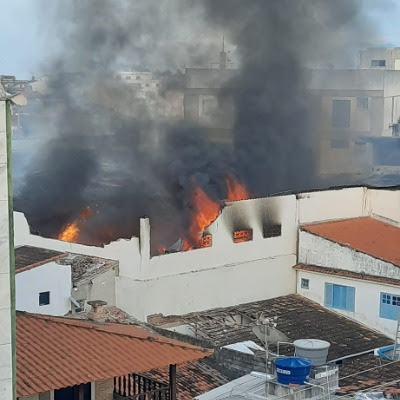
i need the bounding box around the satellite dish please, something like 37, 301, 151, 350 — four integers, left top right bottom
252, 324, 288, 346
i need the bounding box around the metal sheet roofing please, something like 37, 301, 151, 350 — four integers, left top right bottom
302, 217, 400, 267
16, 312, 212, 397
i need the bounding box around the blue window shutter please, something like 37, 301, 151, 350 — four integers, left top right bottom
325, 283, 333, 307
346, 286, 355, 312
380, 292, 400, 320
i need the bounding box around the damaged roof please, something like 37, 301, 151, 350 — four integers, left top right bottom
149, 294, 391, 360
17, 312, 212, 397
146, 361, 230, 400
58, 253, 118, 285
302, 217, 400, 267
15, 245, 67, 273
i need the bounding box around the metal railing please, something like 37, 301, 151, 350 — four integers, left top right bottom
114, 373, 171, 400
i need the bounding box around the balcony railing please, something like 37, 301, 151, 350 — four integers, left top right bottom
114, 373, 171, 400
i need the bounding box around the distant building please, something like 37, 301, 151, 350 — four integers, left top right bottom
308, 68, 400, 175
358, 47, 400, 70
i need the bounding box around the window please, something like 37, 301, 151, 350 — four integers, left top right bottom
370, 59, 386, 67
233, 229, 253, 243
301, 278, 309, 290
356, 97, 369, 110
324, 283, 355, 312
202, 98, 218, 116
331, 139, 349, 148
263, 224, 282, 238
380, 292, 400, 320
136, 76, 141, 80
332, 100, 351, 128
39, 291, 50, 306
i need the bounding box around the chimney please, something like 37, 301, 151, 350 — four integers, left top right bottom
87, 300, 107, 323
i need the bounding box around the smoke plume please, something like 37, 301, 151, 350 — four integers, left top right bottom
15, 0, 378, 252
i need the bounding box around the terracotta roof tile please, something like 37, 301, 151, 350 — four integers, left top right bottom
302, 217, 400, 267
15, 246, 67, 273
17, 312, 212, 397
294, 264, 400, 286
146, 361, 230, 400
337, 354, 400, 394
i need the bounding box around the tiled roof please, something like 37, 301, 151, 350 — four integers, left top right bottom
294, 264, 400, 286
16, 312, 212, 397
338, 354, 400, 395
15, 245, 67, 273
146, 362, 230, 400
149, 295, 391, 360
302, 217, 400, 267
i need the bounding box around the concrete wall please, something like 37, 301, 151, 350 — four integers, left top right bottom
358, 48, 400, 70
72, 267, 117, 308
0, 100, 15, 399
298, 231, 400, 280
297, 269, 400, 338
94, 379, 114, 400
16, 262, 71, 316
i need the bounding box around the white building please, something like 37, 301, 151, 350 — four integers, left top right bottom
297, 216, 400, 338
14, 245, 118, 316
358, 48, 400, 70
15, 246, 71, 316
11, 186, 400, 325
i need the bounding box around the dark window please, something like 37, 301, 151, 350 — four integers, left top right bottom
263, 224, 282, 238
371, 59, 386, 67
356, 97, 369, 110
331, 139, 349, 148
125, 76, 131, 80
136, 76, 141, 80
332, 100, 351, 128
301, 278, 309, 289
39, 291, 50, 306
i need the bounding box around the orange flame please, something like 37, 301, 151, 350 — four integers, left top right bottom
58, 222, 80, 242
226, 176, 250, 201
57, 206, 93, 243
183, 184, 220, 250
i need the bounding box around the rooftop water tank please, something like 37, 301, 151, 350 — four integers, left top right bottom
294, 339, 331, 366
275, 357, 312, 385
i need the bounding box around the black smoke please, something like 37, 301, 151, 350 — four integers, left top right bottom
15, 0, 378, 253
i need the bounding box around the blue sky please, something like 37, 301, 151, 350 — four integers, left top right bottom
1, 0, 400, 79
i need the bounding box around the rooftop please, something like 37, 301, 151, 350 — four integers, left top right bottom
149, 295, 391, 360
58, 253, 118, 285
17, 312, 212, 397
338, 354, 400, 395
15, 245, 67, 273
295, 264, 400, 286
302, 217, 400, 267
146, 361, 230, 400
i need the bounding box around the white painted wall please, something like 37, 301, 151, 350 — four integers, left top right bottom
297, 187, 368, 224
297, 270, 400, 338
117, 254, 297, 320
298, 231, 400, 280
16, 262, 71, 316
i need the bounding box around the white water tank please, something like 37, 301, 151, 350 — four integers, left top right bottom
293, 339, 331, 366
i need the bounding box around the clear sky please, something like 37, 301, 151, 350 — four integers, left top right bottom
1, 0, 400, 79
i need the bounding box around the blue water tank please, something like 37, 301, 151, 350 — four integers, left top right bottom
275, 357, 312, 385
